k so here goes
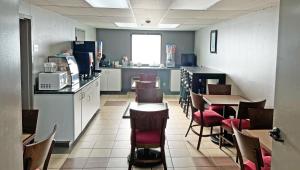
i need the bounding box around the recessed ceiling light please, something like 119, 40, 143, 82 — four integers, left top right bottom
158, 24, 180, 29
115, 22, 137, 28
170, 0, 220, 10
85, 0, 129, 8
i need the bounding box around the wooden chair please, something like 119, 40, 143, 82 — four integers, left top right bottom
232, 123, 271, 170
207, 84, 236, 117
135, 81, 156, 89
23, 125, 56, 170
136, 88, 163, 103
128, 109, 168, 170
219, 100, 266, 148
22, 109, 39, 134
249, 108, 274, 130
249, 108, 274, 156
185, 90, 224, 150
139, 73, 157, 81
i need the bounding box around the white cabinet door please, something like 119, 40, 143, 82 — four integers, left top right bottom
100, 69, 108, 91
81, 84, 91, 130
170, 69, 180, 92
73, 91, 82, 138
107, 69, 121, 91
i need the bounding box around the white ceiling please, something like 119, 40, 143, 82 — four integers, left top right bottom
25, 0, 279, 30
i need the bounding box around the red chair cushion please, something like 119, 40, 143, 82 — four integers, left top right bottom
209, 105, 236, 115
261, 147, 271, 156
193, 110, 224, 126
136, 130, 161, 145
244, 156, 271, 170
221, 118, 250, 130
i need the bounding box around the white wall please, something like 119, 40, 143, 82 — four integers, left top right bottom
194, 5, 279, 107
19, 0, 96, 74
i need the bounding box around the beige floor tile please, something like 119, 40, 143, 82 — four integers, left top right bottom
48, 158, 66, 169
107, 158, 128, 168
170, 148, 190, 157
172, 157, 195, 167
69, 148, 92, 158
94, 140, 115, 148
110, 148, 130, 157
89, 148, 111, 157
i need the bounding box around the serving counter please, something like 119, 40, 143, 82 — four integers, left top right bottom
34, 74, 101, 145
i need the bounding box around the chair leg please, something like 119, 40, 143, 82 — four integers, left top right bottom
161, 146, 167, 170
43, 140, 55, 170
210, 127, 213, 135
128, 146, 135, 170
219, 127, 223, 149
185, 118, 193, 137
186, 97, 190, 117
197, 126, 204, 150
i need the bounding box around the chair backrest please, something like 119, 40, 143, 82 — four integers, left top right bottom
136, 81, 156, 89
207, 84, 231, 95
190, 89, 205, 112
249, 108, 274, 129
237, 100, 266, 120
139, 73, 157, 81
130, 108, 168, 146
232, 123, 264, 170
22, 109, 39, 134
23, 125, 56, 170
136, 88, 163, 103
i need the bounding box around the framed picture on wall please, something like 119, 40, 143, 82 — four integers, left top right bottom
210, 30, 218, 53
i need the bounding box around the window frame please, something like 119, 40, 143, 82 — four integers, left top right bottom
130, 33, 162, 65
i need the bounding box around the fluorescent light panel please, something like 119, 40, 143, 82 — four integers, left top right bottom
85, 0, 129, 8
115, 22, 137, 28
158, 24, 180, 29
170, 0, 221, 10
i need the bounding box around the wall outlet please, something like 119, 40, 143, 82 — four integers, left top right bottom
33, 44, 39, 52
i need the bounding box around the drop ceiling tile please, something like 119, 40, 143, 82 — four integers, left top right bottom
162, 18, 223, 25
42, 6, 132, 17
26, 0, 91, 7
68, 15, 135, 23
209, 0, 279, 11
130, 0, 173, 9
165, 10, 250, 19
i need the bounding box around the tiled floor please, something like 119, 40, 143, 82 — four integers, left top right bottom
48, 93, 239, 170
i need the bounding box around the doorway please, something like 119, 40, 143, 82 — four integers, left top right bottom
19, 18, 33, 109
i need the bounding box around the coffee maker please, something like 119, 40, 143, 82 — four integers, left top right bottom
73, 52, 93, 79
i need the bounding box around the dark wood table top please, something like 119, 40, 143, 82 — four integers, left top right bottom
203, 95, 248, 106
243, 129, 272, 153
22, 133, 35, 145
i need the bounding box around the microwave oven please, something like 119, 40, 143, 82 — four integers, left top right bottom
39, 72, 68, 90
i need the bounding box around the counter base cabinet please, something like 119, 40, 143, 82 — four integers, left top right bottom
170, 69, 180, 92
34, 77, 100, 145
100, 68, 121, 91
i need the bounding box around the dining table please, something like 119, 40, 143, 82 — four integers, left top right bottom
243, 129, 272, 153
123, 101, 168, 118
202, 94, 248, 144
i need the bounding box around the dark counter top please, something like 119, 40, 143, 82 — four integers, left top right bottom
35, 73, 101, 94
100, 66, 180, 70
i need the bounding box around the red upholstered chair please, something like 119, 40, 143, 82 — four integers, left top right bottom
136, 88, 163, 103
128, 108, 168, 170
139, 73, 157, 82
232, 123, 271, 170
207, 84, 236, 117
185, 90, 224, 150
135, 81, 156, 89
219, 100, 266, 148
248, 108, 274, 157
